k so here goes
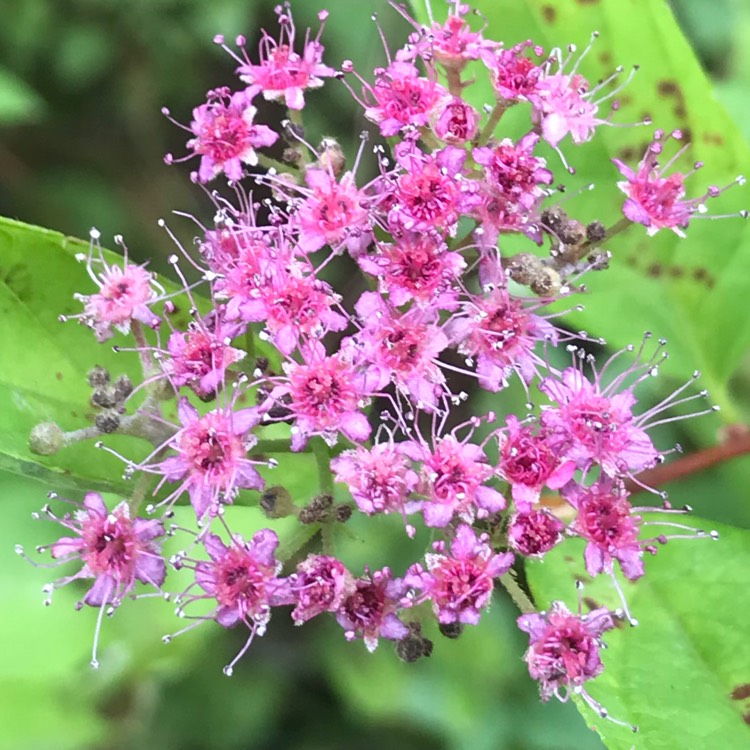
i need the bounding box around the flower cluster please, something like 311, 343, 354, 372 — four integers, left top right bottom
24, 0, 738, 730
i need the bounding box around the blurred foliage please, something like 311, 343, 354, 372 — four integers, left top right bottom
2, 0, 750, 749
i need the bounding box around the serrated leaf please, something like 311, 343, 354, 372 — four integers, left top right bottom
526, 518, 750, 749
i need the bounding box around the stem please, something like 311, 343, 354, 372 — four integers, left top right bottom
288, 108, 309, 169
311, 438, 334, 496
445, 67, 463, 97
581, 216, 632, 254
278, 523, 320, 562
128, 470, 153, 514
499, 571, 536, 614
476, 103, 506, 147
130, 321, 156, 379
257, 153, 299, 175
245, 326, 256, 364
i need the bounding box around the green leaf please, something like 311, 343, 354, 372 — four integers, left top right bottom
526, 517, 750, 749
411, 0, 750, 409
0, 217, 194, 495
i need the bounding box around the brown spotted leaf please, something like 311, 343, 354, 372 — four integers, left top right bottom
411, 0, 750, 416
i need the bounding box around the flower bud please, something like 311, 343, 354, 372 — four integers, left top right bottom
541, 207, 568, 234
29, 422, 65, 456
299, 494, 334, 524
95, 412, 121, 434
318, 138, 346, 175
113, 375, 134, 402
586, 220, 606, 243
438, 621, 464, 640
396, 622, 433, 663
530, 267, 561, 297
506, 253, 544, 286
91, 388, 117, 409
260, 486, 297, 519
87, 365, 110, 387
334, 504, 353, 523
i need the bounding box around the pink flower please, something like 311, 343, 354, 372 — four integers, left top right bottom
353, 292, 449, 410
357, 61, 447, 137
474, 133, 553, 209
336, 567, 410, 652
431, 96, 479, 144
193, 530, 287, 630
174, 529, 290, 675
531, 71, 602, 148
266, 344, 373, 450
215, 232, 295, 320
480, 41, 544, 102
406, 524, 513, 625
507, 510, 565, 558
47, 492, 166, 607
294, 168, 373, 255
153, 399, 265, 519
200, 217, 279, 277
564, 478, 644, 580
518, 601, 615, 702
226, 265, 347, 355
416, 4, 497, 70
357, 230, 465, 309
185, 88, 278, 183
471, 133, 552, 243
403, 434, 505, 527
389, 143, 476, 235
612, 129, 745, 237
331, 442, 420, 518
163, 312, 246, 398
496, 416, 575, 510
33, 492, 165, 668
290, 554, 355, 624
448, 281, 558, 392
235, 9, 335, 110
539, 366, 660, 477
70, 231, 160, 342
528, 38, 626, 152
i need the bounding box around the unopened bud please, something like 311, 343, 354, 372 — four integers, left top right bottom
87, 365, 110, 388
541, 206, 568, 234
282, 147, 302, 166
260, 486, 296, 519
113, 375, 134, 402
530, 267, 562, 297
91, 388, 117, 409
586, 220, 607, 243
334, 504, 353, 523
29, 422, 65, 455
438, 621, 464, 640
396, 622, 434, 663
318, 138, 346, 175
95, 412, 121, 434
558, 220, 586, 247
506, 253, 544, 286
587, 249, 610, 270
299, 494, 334, 524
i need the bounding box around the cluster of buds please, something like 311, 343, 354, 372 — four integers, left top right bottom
23, 0, 740, 730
